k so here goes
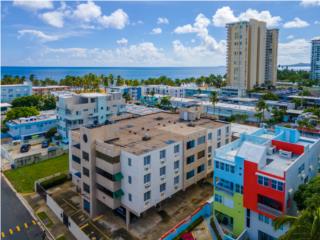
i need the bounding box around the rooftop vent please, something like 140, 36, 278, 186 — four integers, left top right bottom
142, 133, 151, 141
155, 117, 164, 121
142, 127, 145, 130
163, 124, 166, 127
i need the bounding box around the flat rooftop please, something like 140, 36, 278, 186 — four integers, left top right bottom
8, 110, 57, 124
102, 112, 227, 155
125, 104, 163, 116
32, 85, 69, 89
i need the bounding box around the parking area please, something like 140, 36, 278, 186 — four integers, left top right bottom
45, 179, 213, 240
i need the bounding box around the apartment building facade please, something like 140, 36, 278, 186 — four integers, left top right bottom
6, 110, 57, 140
69, 109, 231, 226
311, 38, 320, 81
226, 19, 278, 90
1, 82, 32, 103
57, 92, 125, 143
265, 29, 279, 86
213, 126, 320, 240
32, 85, 71, 95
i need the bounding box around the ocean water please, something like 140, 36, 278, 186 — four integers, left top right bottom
1, 66, 226, 81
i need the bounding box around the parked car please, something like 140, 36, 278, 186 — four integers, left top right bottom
41, 141, 49, 148
20, 144, 31, 153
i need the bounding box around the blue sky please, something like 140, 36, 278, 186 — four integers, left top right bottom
1, 0, 320, 67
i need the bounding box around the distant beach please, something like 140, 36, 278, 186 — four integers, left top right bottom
1, 66, 227, 81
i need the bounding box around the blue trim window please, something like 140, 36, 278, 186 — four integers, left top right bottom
208, 133, 212, 140
258, 176, 263, 184
271, 180, 277, 189
277, 182, 284, 191
174, 176, 179, 184
186, 140, 195, 149
214, 194, 222, 203
144, 155, 151, 165
263, 177, 269, 186
197, 136, 205, 145
186, 170, 195, 179
144, 173, 151, 183
174, 145, 180, 153
160, 150, 166, 159
144, 191, 151, 201
187, 155, 195, 164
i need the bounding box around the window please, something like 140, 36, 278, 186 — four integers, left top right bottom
144, 155, 151, 165
197, 150, 205, 159
277, 182, 284, 191
225, 139, 229, 144
144, 191, 151, 201
218, 129, 221, 136
174, 176, 179, 184
226, 164, 230, 172
160, 183, 166, 192
83, 167, 89, 177
197, 164, 205, 173
186, 155, 195, 164
160, 150, 166, 159
208, 160, 212, 166
186, 170, 195, 179
214, 194, 222, 203
83, 183, 90, 193
235, 184, 240, 193
128, 176, 132, 184
160, 166, 166, 176
128, 193, 132, 202
197, 136, 205, 145
220, 162, 225, 170
258, 176, 263, 184
174, 145, 180, 153
82, 151, 89, 161
72, 155, 80, 164
83, 199, 90, 214
271, 180, 277, 189
263, 177, 269, 186
128, 158, 132, 166
186, 140, 195, 149
217, 142, 221, 148
298, 163, 305, 174
208, 146, 212, 155
230, 166, 235, 173
144, 173, 151, 183
215, 161, 220, 169
208, 133, 212, 140
174, 160, 179, 170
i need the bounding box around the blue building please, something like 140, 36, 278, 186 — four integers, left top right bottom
6, 110, 58, 140
1, 83, 32, 103
109, 86, 142, 100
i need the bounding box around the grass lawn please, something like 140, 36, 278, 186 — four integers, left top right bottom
4, 154, 68, 193
37, 211, 53, 228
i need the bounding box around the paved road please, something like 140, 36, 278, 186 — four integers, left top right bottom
1, 176, 44, 240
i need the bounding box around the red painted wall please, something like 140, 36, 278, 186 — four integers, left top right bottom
272, 140, 304, 155
243, 160, 285, 219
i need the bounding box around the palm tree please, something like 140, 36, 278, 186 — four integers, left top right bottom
273, 208, 320, 240
255, 99, 268, 123
210, 91, 218, 116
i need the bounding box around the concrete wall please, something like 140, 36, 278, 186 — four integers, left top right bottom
47, 194, 63, 222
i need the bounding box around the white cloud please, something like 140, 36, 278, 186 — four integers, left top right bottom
99, 9, 129, 29
41, 11, 64, 28
300, 0, 320, 7
283, 17, 309, 28
116, 38, 128, 46
13, 0, 53, 11
212, 6, 281, 27
157, 17, 169, 25
314, 20, 320, 24
73, 1, 101, 22
173, 13, 226, 66
212, 6, 237, 27
151, 27, 162, 35
287, 35, 295, 40
30, 42, 175, 66
278, 38, 311, 64
18, 29, 61, 42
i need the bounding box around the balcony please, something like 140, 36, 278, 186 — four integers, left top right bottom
215, 184, 234, 196
258, 203, 282, 217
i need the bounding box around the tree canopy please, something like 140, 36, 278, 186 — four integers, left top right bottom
11, 95, 56, 111
5, 107, 39, 121
294, 175, 320, 211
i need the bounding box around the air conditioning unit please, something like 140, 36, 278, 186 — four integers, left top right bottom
161, 192, 165, 197
174, 184, 179, 189
161, 159, 166, 164
279, 150, 292, 159
174, 169, 179, 174
145, 201, 150, 206
267, 146, 276, 155
161, 176, 166, 181
145, 183, 151, 188
144, 166, 150, 171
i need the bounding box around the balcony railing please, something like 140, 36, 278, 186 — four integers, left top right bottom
215, 184, 234, 196
258, 203, 282, 217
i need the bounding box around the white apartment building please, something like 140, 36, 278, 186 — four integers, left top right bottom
142, 85, 186, 98
69, 108, 231, 226
57, 92, 125, 143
